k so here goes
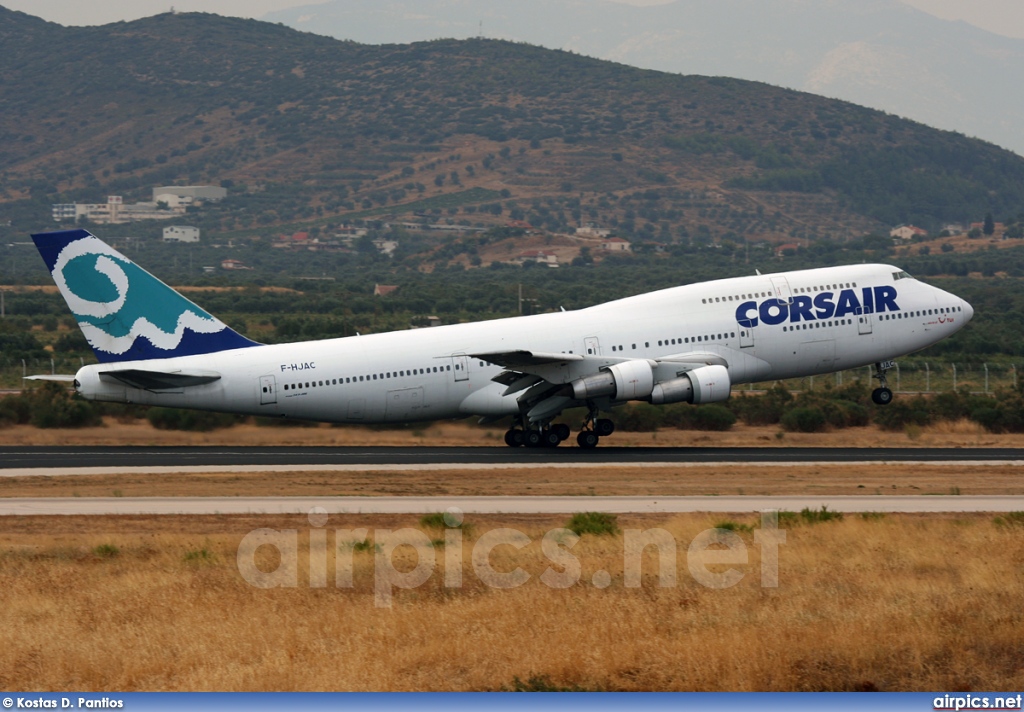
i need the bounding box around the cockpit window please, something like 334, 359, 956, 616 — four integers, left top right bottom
892, 270, 913, 281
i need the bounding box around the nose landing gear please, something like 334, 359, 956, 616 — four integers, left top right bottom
871, 361, 894, 405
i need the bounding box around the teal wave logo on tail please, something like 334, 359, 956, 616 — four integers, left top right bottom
32, 229, 258, 363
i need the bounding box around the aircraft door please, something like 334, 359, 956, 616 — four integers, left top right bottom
738, 326, 754, 348
584, 336, 601, 356
347, 398, 365, 420
452, 353, 469, 382
386, 387, 425, 420
770, 276, 793, 304
259, 375, 277, 405
856, 307, 873, 335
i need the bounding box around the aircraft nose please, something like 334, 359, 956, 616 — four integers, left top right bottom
961, 299, 974, 323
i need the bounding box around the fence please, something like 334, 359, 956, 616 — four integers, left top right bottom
748, 361, 1019, 396
0, 357, 87, 390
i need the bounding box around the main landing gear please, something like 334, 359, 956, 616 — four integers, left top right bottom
871, 361, 894, 406
576, 408, 615, 449
503, 411, 615, 449
504, 419, 571, 448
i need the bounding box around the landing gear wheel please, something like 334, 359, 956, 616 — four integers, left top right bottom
525, 430, 544, 448
504, 429, 524, 447
543, 430, 561, 447
577, 431, 600, 449
553, 423, 571, 442
595, 418, 615, 437
871, 387, 893, 405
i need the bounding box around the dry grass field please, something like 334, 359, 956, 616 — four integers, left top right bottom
3, 417, 1023, 691
1, 417, 1021, 448
2, 463, 1023, 499
1, 512, 1022, 691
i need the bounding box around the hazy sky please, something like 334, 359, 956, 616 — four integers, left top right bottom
7, 0, 1024, 39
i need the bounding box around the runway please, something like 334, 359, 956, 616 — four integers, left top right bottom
3, 445, 1024, 472
2, 494, 1022, 515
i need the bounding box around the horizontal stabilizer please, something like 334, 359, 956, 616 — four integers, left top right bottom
99, 369, 221, 391
24, 374, 77, 383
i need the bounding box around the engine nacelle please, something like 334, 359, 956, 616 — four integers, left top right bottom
649, 364, 731, 405
570, 359, 655, 401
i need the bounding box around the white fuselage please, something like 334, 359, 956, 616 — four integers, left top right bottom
73, 263, 972, 423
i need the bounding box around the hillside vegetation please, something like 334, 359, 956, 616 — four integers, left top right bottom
2, 7, 1024, 245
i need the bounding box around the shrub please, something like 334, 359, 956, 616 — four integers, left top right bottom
183, 546, 217, 565
969, 402, 1024, 433
146, 407, 239, 431
615, 403, 664, 431
21, 382, 102, 429
731, 382, 792, 425
567, 512, 619, 536
0, 394, 31, 427
872, 398, 932, 431
800, 506, 843, 524
92, 544, 120, 559
506, 675, 593, 692
691, 405, 736, 431
780, 406, 827, 433
418, 512, 472, 534
837, 401, 869, 427
714, 520, 753, 533
254, 416, 319, 428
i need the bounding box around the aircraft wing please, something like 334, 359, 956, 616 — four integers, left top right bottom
470, 349, 584, 370
655, 352, 729, 369
474, 346, 734, 421
97, 368, 221, 391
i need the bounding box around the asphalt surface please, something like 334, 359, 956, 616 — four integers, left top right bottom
2, 495, 1021, 516
3, 446, 1024, 470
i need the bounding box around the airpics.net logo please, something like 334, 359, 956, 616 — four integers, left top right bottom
235, 508, 787, 608
933, 694, 1024, 710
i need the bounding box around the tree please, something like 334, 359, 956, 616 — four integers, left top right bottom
984, 212, 995, 235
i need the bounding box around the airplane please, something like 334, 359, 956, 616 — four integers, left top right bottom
29, 228, 973, 448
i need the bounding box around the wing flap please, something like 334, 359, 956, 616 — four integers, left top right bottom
472, 350, 584, 370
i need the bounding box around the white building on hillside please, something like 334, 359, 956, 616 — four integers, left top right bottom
153, 186, 227, 202
163, 226, 200, 243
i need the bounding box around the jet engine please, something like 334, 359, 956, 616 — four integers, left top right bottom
649, 364, 731, 405
570, 359, 655, 401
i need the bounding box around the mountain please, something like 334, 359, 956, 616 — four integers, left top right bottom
2, 6, 1024, 248
264, 0, 1024, 158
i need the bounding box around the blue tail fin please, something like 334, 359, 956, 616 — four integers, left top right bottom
32, 229, 259, 363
